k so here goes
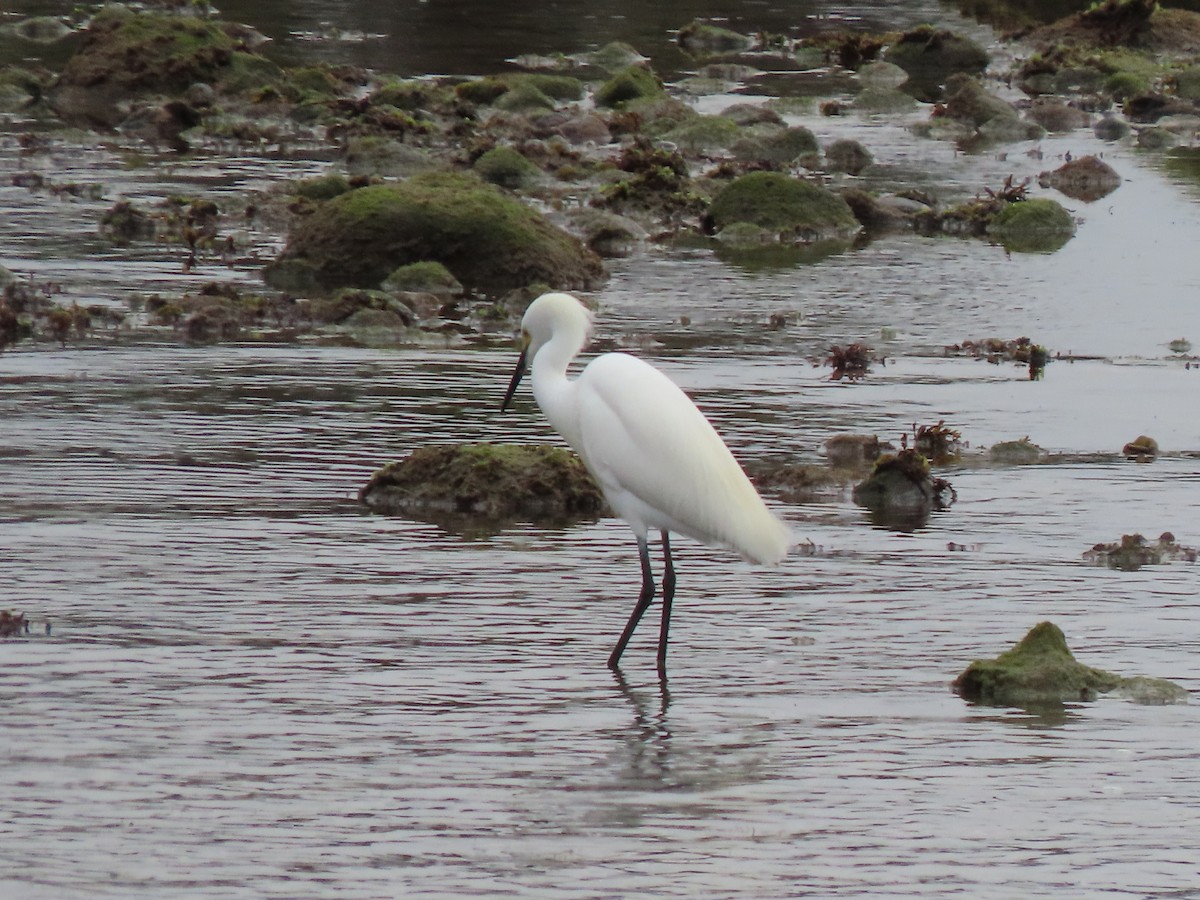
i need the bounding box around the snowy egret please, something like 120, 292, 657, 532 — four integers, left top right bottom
501, 292, 791, 670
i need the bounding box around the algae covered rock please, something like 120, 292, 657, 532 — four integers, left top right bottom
732, 125, 820, 167
1038, 155, 1121, 202
1026, 100, 1091, 133
359, 443, 605, 523
708, 172, 860, 242
47, 7, 275, 126
824, 138, 873, 175
473, 145, 540, 189
954, 622, 1188, 706
851, 448, 956, 517
987, 198, 1075, 252
825, 434, 883, 468
381, 261, 463, 297
677, 19, 754, 56
661, 115, 742, 153
989, 437, 1043, 464
884, 26, 989, 99
266, 172, 605, 296
583, 41, 649, 74
940, 74, 1018, 127
595, 65, 665, 107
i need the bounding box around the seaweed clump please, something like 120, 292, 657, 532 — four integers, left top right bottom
909, 420, 961, 465
944, 335, 1049, 378
1083, 532, 1196, 571
825, 342, 873, 380
0, 610, 28, 637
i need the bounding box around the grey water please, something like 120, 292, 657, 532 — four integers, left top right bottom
3, 1, 1200, 897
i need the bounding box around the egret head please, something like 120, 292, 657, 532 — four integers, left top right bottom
501, 293, 593, 411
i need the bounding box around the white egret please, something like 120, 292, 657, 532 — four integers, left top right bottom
501, 292, 791, 670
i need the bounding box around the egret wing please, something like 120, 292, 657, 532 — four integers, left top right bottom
576, 353, 788, 563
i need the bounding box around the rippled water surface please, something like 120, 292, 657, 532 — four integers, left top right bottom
4, 0, 1200, 896
4, 344, 1199, 898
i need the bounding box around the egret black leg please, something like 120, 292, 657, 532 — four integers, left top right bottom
656, 530, 676, 671
608, 535, 655, 669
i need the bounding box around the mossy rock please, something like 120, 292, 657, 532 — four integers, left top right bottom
454, 72, 583, 108
266, 172, 605, 296
506, 73, 584, 102
677, 19, 754, 56
824, 138, 873, 175
719, 103, 784, 127
344, 136, 440, 178
825, 434, 883, 468
942, 74, 1017, 126
853, 88, 918, 113
1136, 126, 1178, 150
884, 26, 990, 100
1094, 114, 1131, 141
708, 172, 859, 241
381, 261, 462, 297
359, 442, 605, 523
626, 96, 698, 134
989, 438, 1043, 464
732, 125, 820, 166
48, 8, 276, 125
0, 66, 44, 112
473, 145, 540, 189
595, 65, 665, 107
455, 77, 509, 106
289, 65, 346, 101
1026, 100, 1091, 133
584, 41, 649, 74
954, 622, 1188, 707
568, 209, 647, 258
661, 115, 741, 152
307, 288, 413, 326
291, 174, 353, 203
988, 198, 1075, 252
7, 15, 73, 43
748, 459, 858, 503
494, 82, 556, 113
1105, 70, 1149, 101
859, 61, 909, 89
1174, 66, 1200, 101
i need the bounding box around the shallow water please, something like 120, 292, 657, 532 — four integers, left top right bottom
4, 1, 1200, 897
4, 343, 1200, 898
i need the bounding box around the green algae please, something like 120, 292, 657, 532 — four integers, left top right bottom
267, 172, 604, 296
381, 261, 462, 297
595, 65, 665, 107
473, 145, 540, 189
954, 622, 1188, 706
359, 442, 605, 524
988, 197, 1076, 252
708, 172, 859, 238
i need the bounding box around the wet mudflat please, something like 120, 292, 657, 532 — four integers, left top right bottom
4, 0, 1200, 896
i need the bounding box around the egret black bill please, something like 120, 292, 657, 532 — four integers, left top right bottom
501, 346, 528, 411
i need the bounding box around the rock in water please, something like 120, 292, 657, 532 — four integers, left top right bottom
954, 621, 1188, 706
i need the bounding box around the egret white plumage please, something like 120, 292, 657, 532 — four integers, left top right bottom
501, 292, 791, 669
